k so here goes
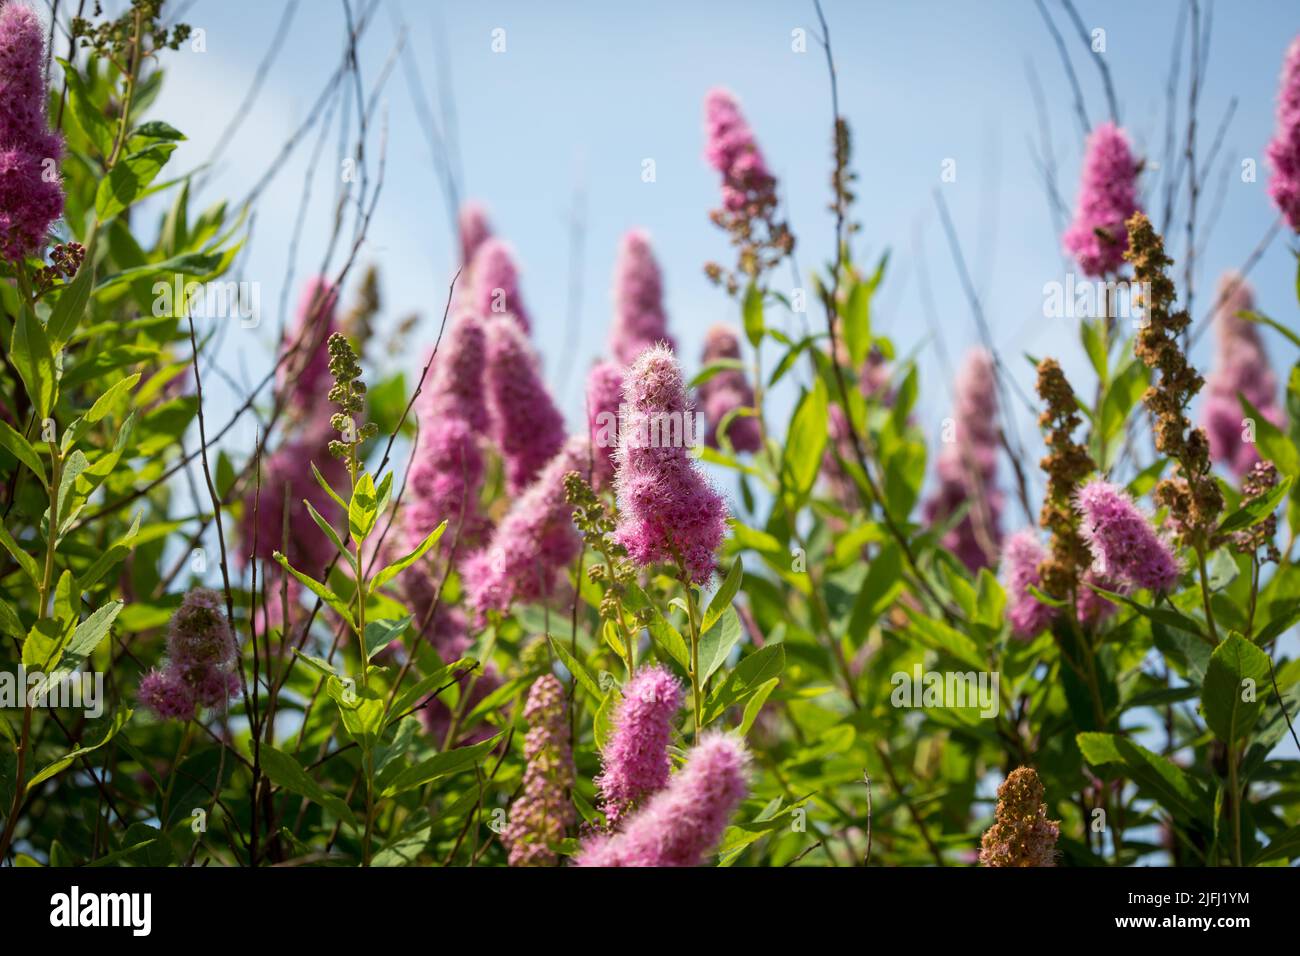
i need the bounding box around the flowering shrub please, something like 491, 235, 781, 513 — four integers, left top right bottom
1, 0, 1299, 874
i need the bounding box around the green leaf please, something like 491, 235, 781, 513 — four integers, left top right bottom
272, 551, 356, 631
688, 358, 745, 390
1090, 586, 1207, 642
1080, 317, 1109, 387
742, 282, 764, 347
702, 556, 743, 634
304, 500, 348, 558
0, 523, 40, 585
548, 635, 602, 700
704, 643, 785, 724
0, 419, 48, 489
738, 678, 778, 736
86, 373, 141, 425
1252, 825, 1300, 864
696, 606, 743, 687
31, 601, 123, 693
45, 256, 96, 348
1240, 394, 1300, 478
131, 120, 187, 143
903, 607, 984, 670
311, 460, 348, 510
348, 471, 379, 544
326, 675, 386, 749
378, 733, 502, 798
1217, 476, 1291, 534
843, 280, 872, 367
58, 59, 113, 154
77, 511, 141, 593
372, 824, 432, 867
28, 709, 132, 788
781, 380, 829, 500
1239, 310, 1300, 351
11, 306, 56, 419
594, 688, 620, 752
1077, 733, 1207, 822
645, 605, 691, 672
372, 521, 446, 591
95, 143, 177, 221
363, 616, 411, 661
1201, 633, 1271, 743
259, 745, 358, 828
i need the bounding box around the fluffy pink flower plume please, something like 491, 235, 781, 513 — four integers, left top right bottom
609, 229, 676, 364
923, 348, 1003, 572
0, 2, 64, 262
586, 361, 625, 489
277, 277, 339, 416
698, 323, 762, 453
403, 314, 492, 566
463, 436, 589, 619
575, 731, 749, 867
1002, 532, 1119, 638
1002, 531, 1057, 639
595, 665, 683, 827
503, 675, 576, 866
483, 315, 567, 494
1266, 37, 1300, 231
704, 87, 777, 215
614, 345, 727, 584
1200, 272, 1284, 476
138, 589, 241, 720
469, 237, 531, 332
458, 200, 492, 268
1075, 479, 1179, 593
240, 422, 348, 580
1062, 122, 1141, 276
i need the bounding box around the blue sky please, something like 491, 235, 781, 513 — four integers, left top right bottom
133, 0, 1298, 507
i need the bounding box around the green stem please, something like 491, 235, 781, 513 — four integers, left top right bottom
678, 562, 703, 744
1194, 545, 1220, 644
1227, 743, 1242, 867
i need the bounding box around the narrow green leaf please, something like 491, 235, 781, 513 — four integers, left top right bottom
372, 521, 446, 591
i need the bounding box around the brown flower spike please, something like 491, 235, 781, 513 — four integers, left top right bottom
1125, 212, 1223, 539
1035, 358, 1096, 604
979, 766, 1060, 867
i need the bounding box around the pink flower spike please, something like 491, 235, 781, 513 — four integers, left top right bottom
586, 361, 625, 489
697, 323, 761, 453
463, 437, 589, 619
610, 229, 675, 364
483, 315, 566, 494
457, 200, 492, 268
1074, 479, 1179, 593
1062, 122, 1141, 277
613, 345, 727, 584
1200, 272, 1284, 476
595, 665, 684, 826
469, 237, 531, 332
0, 2, 64, 262
922, 348, 1003, 572
1002, 530, 1057, 639
277, 277, 339, 416
503, 675, 576, 866
575, 731, 749, 867
1266, 37, 1300, 231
